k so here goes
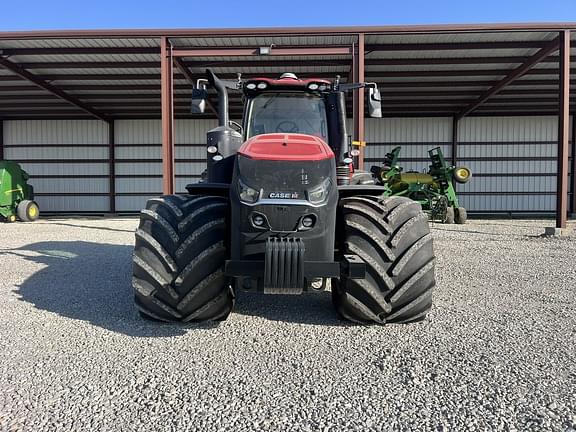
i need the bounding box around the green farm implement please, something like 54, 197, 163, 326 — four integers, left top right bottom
0, 160, 39, 223
370, 146, 471, 224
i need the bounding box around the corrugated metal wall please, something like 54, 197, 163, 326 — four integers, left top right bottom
2, 116, 573, 213
3, 120, 110, 212
365, 117, 453, 173
115, 119, 217, 212
365, 116, 573, 213
456, 116, 565, 212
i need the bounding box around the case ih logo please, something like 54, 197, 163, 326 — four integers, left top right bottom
269, 192, 300, 199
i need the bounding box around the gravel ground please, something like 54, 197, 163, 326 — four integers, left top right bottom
1, 216, 575, 432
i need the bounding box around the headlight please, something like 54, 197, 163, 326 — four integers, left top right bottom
257, 82, 268, 89
238, 180, 260, 203
308, 83, 319, 90
307, 177, 332, 204
246, 83, 257, 90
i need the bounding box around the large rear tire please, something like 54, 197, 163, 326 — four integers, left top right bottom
132, 195, 234, 322
332, 196, 435, 324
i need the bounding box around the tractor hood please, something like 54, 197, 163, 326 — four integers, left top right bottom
238, 133, 334, 162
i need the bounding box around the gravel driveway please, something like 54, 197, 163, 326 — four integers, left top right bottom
0, 217, 575, 431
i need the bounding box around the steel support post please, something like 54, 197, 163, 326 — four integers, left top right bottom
556, 30, 570, 228
0, 120, 3, 160
353, 33, 365, 170
571, 114, 576, 215
160, 37, 175, 195
108, 120, 116, 213
451, 116, 459, 166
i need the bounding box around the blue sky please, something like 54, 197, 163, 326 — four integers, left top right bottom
0, 0, 575, 30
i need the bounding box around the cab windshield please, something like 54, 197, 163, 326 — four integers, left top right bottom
246, 93, 327, 140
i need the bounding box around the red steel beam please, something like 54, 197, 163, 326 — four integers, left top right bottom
11, 56, 569, 70
0, 79, 567, 94
0, 87, 568, 99
364, 41, 554, 52
557, 30, 570, 228
0, 120, 3, 160
457, 38, 561, 119
572, 113, 576, 215
0, 68, 568, 82
173, 46, 352, 57
0, 47, 158, 55
160, 37, 175, 195
353, 34, 365, 169
0, 56, 109, 121
173, 57, 195, 82
1, 23, 576, 40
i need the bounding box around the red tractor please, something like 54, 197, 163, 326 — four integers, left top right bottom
132, 70, 436, 324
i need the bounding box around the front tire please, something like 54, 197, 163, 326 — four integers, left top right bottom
444, 206, 455, 224
132, 195, 234, 322
332, 196, 435, 324
455, 207, 468, 224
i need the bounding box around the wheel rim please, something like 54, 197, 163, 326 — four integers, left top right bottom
28, 205, 38, 218
456, 168, 470, 180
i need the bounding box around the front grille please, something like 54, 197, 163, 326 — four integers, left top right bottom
264, 237, 305, 294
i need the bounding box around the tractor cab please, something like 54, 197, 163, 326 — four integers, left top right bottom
242, 74, 331, 141
192, 70, 382, 182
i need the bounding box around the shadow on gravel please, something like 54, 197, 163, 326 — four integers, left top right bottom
2, 241, 200, 338
4, 241, 346, 336
431, 226, 516, 237
41, 220, 136, 233
234, 290, 346, 326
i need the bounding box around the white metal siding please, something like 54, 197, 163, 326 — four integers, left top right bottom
365, 117, 452, 174
4, 119, 108, 144
114, 119, 214, 211
457, 116, 562, 212
365, 116, 566, 213
3, 120, 110, 212
2, 116, 571, 214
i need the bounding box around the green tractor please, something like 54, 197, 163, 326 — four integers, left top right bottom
371, 147, 471, 224
0, 160, 40, 223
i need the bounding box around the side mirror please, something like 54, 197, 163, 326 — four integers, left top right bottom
368, 87, 382, 118
191, 88, 208, 114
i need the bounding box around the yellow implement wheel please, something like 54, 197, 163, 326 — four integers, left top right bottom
7, 214, 17, 223
454, 166, 472, 184
28, 203, 39, 219
17, 200, 40, 222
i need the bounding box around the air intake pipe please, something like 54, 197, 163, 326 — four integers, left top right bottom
336, 91, 351, 185
336, 91, 348, 164
204, 69, 242, 183
206, 68, 229, 127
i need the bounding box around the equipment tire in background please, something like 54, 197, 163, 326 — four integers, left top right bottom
456, 207, 468, 224
16, 200, 40, 222
332, 195, 435, 324
132, 194, 234, 322
453, 166, 472, 184
444, 206, 455, 224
